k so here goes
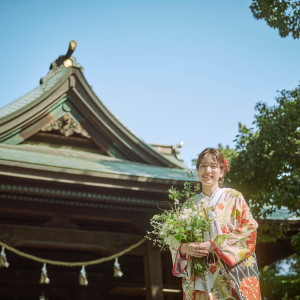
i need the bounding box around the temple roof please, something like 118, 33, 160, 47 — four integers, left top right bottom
0, 143, 192, 183
262, 205, 299, 221
0, 41, 192, 191
0, 68, 69, 120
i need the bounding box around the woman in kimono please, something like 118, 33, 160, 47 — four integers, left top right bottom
171, 148, 261, 300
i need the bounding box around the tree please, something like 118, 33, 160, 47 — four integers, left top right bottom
260, 254, 300, 299
228, 85, 300, 244
216, 144, 237, 166
249, 0, 300, 39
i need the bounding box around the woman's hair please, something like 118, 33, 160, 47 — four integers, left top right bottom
196, 148, 226, 184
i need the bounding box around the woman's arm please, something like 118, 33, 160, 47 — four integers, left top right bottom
210, 193, 258, 266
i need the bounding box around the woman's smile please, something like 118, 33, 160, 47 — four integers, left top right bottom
197, 154, 224, 191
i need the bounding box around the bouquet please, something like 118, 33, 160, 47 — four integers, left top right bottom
146, 180, 209, 276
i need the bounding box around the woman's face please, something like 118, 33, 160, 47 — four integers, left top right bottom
197, 154, 224, 188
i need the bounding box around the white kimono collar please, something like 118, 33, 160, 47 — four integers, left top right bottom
200, 188, 226, 209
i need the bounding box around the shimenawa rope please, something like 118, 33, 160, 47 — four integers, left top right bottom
0, 238, 146, 267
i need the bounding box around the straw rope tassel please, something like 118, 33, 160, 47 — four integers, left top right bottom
0, 238, 146, 267
79, 265, 88, 286
40, 263, 50, 284
0, 247, 9, 268
113, 257, 123, 278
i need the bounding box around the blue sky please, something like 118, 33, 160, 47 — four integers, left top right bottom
0, 0, 299, 167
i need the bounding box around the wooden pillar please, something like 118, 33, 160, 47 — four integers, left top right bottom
144, 240, 164, 300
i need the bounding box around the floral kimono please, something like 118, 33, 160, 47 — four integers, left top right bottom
170, 188, 261, 300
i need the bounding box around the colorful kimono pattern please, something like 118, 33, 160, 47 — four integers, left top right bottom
170, 189, 261, 300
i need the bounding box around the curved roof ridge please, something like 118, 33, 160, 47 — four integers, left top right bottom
0, 144, 195, 181
0, 68, 69, 119
0, 56, 186, 168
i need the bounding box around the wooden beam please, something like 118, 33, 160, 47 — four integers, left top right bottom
0, 224, 145, 256
107, 286, 182, 296
107, 286, 146, 296
0, 163, 174, 194
144, 240, 164, 300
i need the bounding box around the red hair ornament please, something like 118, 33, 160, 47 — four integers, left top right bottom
222, 159, 230, 172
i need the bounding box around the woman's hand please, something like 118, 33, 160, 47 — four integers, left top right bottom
180, 241, 213, 258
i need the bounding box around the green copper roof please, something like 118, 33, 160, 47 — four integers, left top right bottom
0, 59, 187, 169
0, 144, 196, 181
0, 68, 69, 119
262, 205, 299, 221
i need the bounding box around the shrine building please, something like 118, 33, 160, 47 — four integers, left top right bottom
0, 41, 191, 300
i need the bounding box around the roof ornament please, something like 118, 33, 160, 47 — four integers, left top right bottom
150, 141, 184, 163
40, 40, 82, 84
171, 141, 184, 161
172, 141, 184, 149
40, 114, 91, 138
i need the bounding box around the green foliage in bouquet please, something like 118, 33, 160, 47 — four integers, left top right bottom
146, 177, 210, 275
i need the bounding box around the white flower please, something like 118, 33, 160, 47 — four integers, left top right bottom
146, 188, 209, 253
191, 211, 198, 217
194, 228, 201, 235
182, 208, 192, 215
159, 226, 167, 237
179, 208, 192, 220
165, 235, 180, 249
